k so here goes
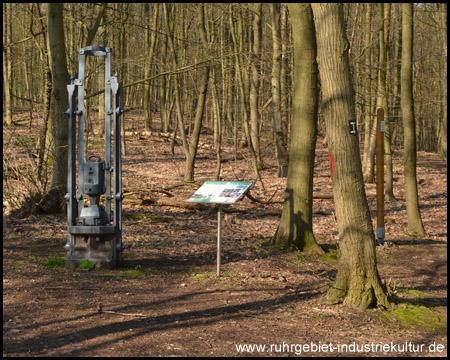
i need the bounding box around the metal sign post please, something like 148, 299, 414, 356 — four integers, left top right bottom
217, 204, 223, 277
187, 181, 252, 277
376, 108, 385, 246
64, 46, 124, 269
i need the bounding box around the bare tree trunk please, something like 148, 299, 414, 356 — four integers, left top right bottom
230, 5, 264, 190
249, 3, 263, 169
85, 4, 107, 47
271, 3, 289, 177
159, 21, 169, 133
3, 3, 13, 126
47, 3, 69, 191
362, 4, 372, 169
280, 4, 290, 153
379, 3, 395, 201
23, 3, 69, 214
391, 4, 401, 151
163, 3, 189, 158
362, 6, 377, 184
184, 61, 209, 182
401, 3, 425, 235
183, 4, 210, 183
119, 3, 128, 156
312, 3, 392, 309
363, 112, 377, 183
30, 3, 53, 184
220, 14, 233, 143
438, 3, 447, 159
211, 68, 222, 181
272, 4, 322, 254
144, 4, 159, 132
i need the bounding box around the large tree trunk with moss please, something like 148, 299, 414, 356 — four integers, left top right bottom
311, 3, 392, 309
271, 4, 322, 254
401, 3, 425, 235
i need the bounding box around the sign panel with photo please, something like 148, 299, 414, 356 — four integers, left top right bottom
187, 181, 252, 204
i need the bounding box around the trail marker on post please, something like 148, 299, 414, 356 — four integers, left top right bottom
187, 181, 252, 276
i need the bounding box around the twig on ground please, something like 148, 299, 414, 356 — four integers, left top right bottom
97, 305, 143, 317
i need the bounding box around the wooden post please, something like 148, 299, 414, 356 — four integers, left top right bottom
376, 108, 385, 245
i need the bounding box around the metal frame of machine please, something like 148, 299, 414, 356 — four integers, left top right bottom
64, 45, 123, 269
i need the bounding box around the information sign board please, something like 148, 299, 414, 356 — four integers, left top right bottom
187, 181, 252, 204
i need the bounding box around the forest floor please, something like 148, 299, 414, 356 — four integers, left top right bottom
3, 110, 447, 357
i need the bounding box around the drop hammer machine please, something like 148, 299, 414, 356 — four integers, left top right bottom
64, 46, 124, 268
